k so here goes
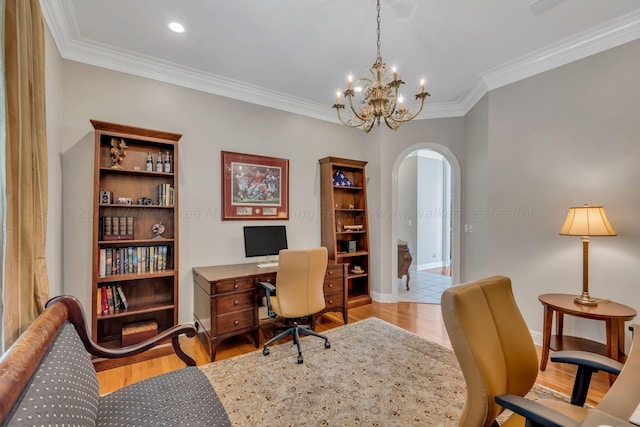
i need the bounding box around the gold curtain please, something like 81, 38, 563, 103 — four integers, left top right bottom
2, 0, 49, 350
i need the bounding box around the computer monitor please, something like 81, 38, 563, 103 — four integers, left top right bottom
243, 225, 288, 259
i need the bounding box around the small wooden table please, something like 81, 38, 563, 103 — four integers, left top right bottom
539, 294, 637, 372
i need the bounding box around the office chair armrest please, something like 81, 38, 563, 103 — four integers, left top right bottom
495, 394, 579, 427
551, 350, 623, 406
551, 350, 623, 375
258, 281, 277, 319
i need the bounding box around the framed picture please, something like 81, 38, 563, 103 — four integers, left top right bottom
221, 151, 289, 220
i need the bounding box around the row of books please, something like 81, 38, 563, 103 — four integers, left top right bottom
158, 184, 174, 206
97, 283, 129, 314
99, 246, 169, 277
101, 216, 134, 240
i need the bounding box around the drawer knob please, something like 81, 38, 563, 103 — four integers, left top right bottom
328, 283, 333, 288
234, 283, 239, 289
328, 270, 333, 275
234, 300, 239, 305
234, 320, 239, 325
328, 300, 334, 304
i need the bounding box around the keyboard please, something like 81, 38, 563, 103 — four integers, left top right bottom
257, 262, 279, 268
631, 401, 640, 426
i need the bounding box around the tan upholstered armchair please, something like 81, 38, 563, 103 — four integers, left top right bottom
441, 275, 625, 427
260, 247, 331, 364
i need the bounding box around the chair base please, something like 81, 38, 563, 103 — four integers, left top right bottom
263, 321, 330, 364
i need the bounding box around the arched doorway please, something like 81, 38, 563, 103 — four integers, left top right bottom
391, 144, 461, 303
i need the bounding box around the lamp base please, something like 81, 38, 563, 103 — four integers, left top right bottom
573, 293, 609, 306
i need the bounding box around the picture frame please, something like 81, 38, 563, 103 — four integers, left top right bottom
221, 151, 289, 220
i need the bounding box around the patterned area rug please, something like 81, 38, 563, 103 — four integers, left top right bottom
199, 317, 564, 426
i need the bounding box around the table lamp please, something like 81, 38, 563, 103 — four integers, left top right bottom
559, 204, 616, 306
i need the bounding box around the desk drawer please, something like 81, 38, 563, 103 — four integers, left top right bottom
216, 291, 253, 313
323, 277, 344, 294
325, 264, 344, 278
324, 293, 344, 310
214, 277, 254, 294
216, 309, 255, 335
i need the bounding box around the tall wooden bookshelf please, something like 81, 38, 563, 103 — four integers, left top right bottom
319, 157, 372, 307
90, 120, 181, 370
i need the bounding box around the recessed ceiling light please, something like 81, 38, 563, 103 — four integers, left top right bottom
168, 22, 185, 33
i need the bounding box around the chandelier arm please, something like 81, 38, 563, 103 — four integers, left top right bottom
383, 115, 402, 131
346, 95, 369, 123
391, 93, 430, 123
336, 105, 366, 128
363, 119, 376, 133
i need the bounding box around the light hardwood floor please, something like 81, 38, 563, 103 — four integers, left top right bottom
97, 301, 611, 407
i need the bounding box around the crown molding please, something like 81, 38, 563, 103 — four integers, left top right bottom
481, 8, 640, 92
42, 1, 640, 123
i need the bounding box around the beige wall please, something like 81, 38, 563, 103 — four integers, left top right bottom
487, 39, 640, 346
45, 18, 640, 346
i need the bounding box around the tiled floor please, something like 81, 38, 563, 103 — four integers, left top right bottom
397, 269, 452, 304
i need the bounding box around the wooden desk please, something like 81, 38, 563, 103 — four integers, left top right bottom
193, 262, 348, 361
539, 293, 637, 371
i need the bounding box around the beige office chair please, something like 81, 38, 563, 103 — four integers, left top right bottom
260, 247, 330, 364
441, 275, 624, 427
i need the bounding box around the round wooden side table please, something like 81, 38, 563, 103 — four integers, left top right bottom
538, 293, 637, 372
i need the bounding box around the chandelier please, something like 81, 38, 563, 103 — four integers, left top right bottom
332, 0, 430, 133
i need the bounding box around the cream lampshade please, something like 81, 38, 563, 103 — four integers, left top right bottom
559, 204, 617, 305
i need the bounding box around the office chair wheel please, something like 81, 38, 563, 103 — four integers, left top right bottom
325, 341, 331, 349
263, 347, 270, 356
297, 355, 304, 364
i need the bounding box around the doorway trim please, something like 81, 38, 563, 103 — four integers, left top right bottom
391, 143, 462, 302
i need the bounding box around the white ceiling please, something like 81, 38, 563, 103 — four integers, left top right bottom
42, 0, 640, 123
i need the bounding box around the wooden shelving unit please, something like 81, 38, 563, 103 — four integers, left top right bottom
90, 120, 181, 370
319, 157, 372, 307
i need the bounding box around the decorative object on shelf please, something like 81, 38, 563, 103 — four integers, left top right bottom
152, 222, 166, 239
116, 197, 133, 205
137, 197, 153, 205
559, 204, 617, 306
221, 151, 289, 220
333, 170, 353, 187
343, 225, 363, 231
332, 0, 429, 133
110, 138, 128, 168
156, 151, 163, 172
146, 152, 153, 171
99, 190, 113, 204
164, 151, 171, 173
352, 266, 363, 274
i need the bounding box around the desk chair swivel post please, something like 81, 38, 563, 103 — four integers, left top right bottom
260, 248, 331, 364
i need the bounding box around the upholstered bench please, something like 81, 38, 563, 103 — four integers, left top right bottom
0, 295, 231, 426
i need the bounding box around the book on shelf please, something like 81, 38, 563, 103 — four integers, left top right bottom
106, 286, 115, 313
100, 216, 134, 240
98, 245, 170, 277
157, 183, 174, 206
116, 284, 129, 309
99, 249, 106, 278
112, 283, 121, 311
101, 285, 109, 313
96, 287, 102, 314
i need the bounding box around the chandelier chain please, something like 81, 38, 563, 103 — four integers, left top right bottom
376, 0, 382, 63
